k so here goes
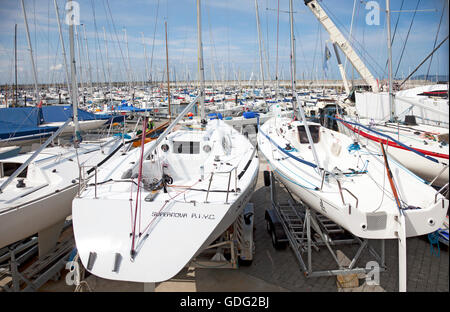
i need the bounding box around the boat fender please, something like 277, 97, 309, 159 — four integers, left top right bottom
331, 139, 342, 157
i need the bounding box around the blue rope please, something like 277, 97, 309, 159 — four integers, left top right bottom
347, 142, 361, 154
428, 231, 440, 257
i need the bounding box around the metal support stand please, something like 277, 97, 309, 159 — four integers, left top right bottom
265, 171, 386, 278
188, 203, 255, 269
0, 222, 75, 292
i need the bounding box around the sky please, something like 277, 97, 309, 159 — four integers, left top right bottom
0, 0, 448, 86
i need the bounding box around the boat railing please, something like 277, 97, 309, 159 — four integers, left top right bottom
78, 165, 98, 198
204, 167, 238, 204
429, 165, 449, 187
336, 179, 359, 214
435, 182, 449, 205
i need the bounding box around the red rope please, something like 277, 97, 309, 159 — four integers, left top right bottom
138, 179, 202, 238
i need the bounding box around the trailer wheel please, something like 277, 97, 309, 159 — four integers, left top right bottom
271, 228, 287, 250
266, 219, 272, 233
263, 171, 271, 187
238, 258, 253, 266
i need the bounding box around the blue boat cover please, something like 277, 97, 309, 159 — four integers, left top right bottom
208, 113, 223, 120
0, 106, 114, 140
243, 111, 259, 119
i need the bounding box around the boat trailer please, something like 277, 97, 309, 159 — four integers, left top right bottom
264, 171, 387, 279
0, 220, 74, 292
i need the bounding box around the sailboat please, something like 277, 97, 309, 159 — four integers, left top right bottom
71, 0, 259, 283
0, 1, 130, 256
260, 0, 448, 292
302, 0, 449, 187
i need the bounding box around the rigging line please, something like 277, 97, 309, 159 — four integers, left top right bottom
149, 0, 160, 83
394, 0, 421, 78
90, 1, 100, 84
425, 0, 446, 81
320, 0, 386, 79
275, 0, 279, 87
104, 0, 130, 87
384, 0, 404, 71
343, 0, 357, 77
137, 178, 202, 246
91, 0, 107, 85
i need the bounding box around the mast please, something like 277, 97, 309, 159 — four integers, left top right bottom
386, 0, 395, 121
123, 28, 133, 101
289, 0, 297, 112
141, 32, 149, 85
103, 27, 112, 106
254, 0, 265, 100
53, 0, 71, 98
82, 24, 93, 95
20, 0, 40, 105
14, 24, 17, 107
68, 9, 80, 144
165, 21, 171, 120
332, 42, 350, 95
197, 0, 206, 122
75, 25, 84, 97
291, 0, 321, 172
275, 0, 280, 97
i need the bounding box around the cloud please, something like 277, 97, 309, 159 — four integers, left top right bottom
50, 63, 63, 71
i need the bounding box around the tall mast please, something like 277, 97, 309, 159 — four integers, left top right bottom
68, 7, 80, 144
141, 32, 149, 85
386, 0, 395, 121
82, 24, 93, 95
254, 0, 265, 100
20, 0, 40, 105
53, 0, 71, 98
123, 28, 133, 99
103, 27, 112, 106
275, 0, 280, 97
75, 25, 84, 96
165, 21, 171, 120
289, 0, 296, 112
291, 0, 320, 172
197, 0, 206, 122
14, 23, 18, 107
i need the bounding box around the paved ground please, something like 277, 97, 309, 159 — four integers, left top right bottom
36, 122, 450, 292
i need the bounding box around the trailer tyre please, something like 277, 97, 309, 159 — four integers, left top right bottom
238, 258, 253, 266
263, 171, 271, 187
266, 219, 272, 233
271, 230, 287, 250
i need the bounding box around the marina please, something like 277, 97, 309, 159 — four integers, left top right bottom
0, 0, 448, 295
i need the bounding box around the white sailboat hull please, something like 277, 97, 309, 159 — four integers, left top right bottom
0, 184, 76, 248
258, 117, 448, 240
72, 119, 259, 283
337, 118, 449, 187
